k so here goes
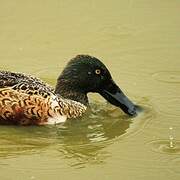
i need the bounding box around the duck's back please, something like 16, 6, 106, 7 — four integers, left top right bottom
0, 71, 86, 125
0, 71, 54, 95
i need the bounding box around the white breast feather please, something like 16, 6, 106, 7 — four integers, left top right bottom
46, 115, 67, 125
45, 95, 67, 125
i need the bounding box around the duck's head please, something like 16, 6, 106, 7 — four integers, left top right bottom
55, 55, 140, 116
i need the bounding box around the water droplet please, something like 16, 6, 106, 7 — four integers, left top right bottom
169, 127, 175, 148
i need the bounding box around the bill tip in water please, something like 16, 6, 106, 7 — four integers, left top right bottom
128, 105, 143, 117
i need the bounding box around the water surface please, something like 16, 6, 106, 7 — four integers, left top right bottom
0, 0, 180, 180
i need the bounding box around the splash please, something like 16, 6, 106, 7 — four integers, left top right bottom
169, 127, 175, 148
147, 127, 180, 155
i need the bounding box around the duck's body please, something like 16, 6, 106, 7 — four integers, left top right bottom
0, 55, 139, 125
0, 71, 86, 125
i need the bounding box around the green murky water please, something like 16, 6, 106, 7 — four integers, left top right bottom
0, 0, 180, 179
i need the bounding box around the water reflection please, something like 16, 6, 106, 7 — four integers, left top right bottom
54, 103, 133, 167
0, 126, 55, 158
0, 101, 152, 167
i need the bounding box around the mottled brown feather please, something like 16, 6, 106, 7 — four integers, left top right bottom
0, 78, 86, 125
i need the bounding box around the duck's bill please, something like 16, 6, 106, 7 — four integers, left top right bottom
100, 80, 141, 116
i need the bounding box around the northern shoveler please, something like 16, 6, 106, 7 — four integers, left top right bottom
0, 55, 139, 125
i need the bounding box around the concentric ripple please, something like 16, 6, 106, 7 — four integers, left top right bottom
169, 158, 180, 174
0, 98, 155, 169
147, 140, 180, 155
155, 97, 180, 117
152, 71, 180, 83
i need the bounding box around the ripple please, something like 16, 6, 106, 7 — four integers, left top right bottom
147, 140, 180, 155
155, 97, 180, 117
116, 99, 156, 140
0, 98, 155, 168
169, 158, 180, 174
99, 25, 136, 39
50, 99, 155, 168
55, 97, 155, 146
0, 138, 51, 158
152, 71, 180, 83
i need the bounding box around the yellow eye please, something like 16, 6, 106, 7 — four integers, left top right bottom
95, 69, 101, 75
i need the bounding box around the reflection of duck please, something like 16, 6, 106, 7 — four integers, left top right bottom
0, 55, 138, 125
0, 106, 132, 165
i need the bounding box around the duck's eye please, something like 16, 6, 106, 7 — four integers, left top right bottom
95, 69, 101, 75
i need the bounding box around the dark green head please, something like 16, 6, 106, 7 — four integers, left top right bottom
55, 55, 140, 116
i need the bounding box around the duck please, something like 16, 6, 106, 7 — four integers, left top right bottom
0, 55, 139, 125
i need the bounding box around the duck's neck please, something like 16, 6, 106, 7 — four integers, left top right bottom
55, 79, 89, 106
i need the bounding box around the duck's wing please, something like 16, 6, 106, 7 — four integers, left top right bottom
0, 71, 54, 97
0, 87, 51, 125
0, 87, 86, 125
0, 71, 86, 125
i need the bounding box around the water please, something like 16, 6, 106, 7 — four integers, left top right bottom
0, 0, 180, 179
